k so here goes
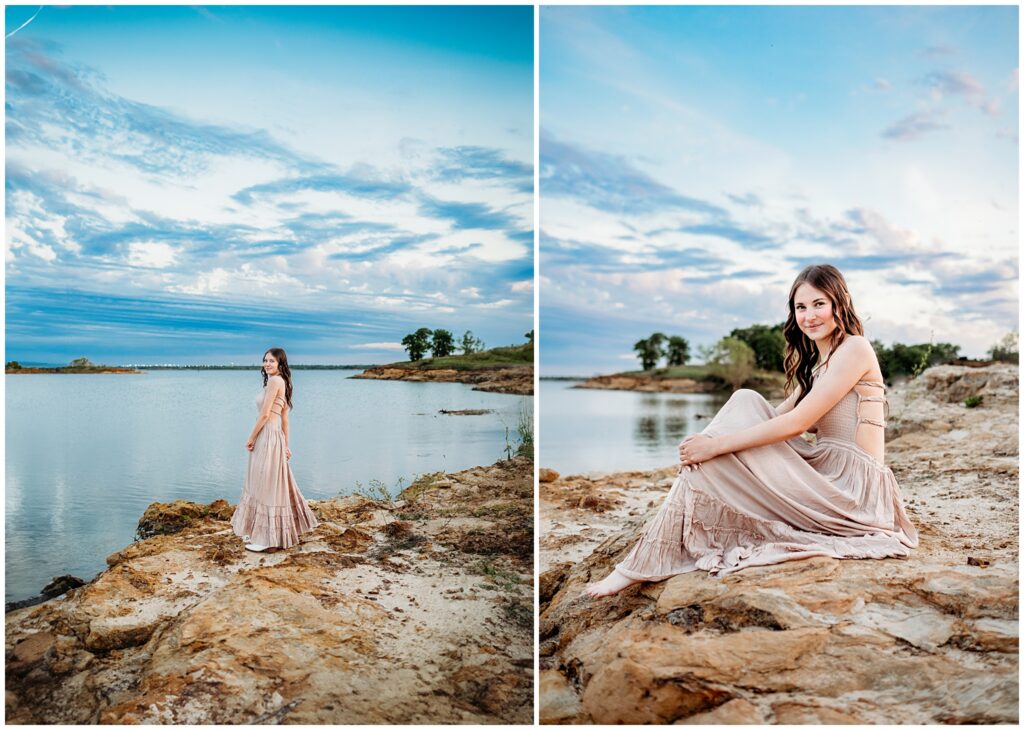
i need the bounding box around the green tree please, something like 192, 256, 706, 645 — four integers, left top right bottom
431, 329, 456, 357
703, 337, 756, 391
729, 323, 786, 372
666, 336, 690, 366
988, 331, 1019, 363
633, 332, 667, 371
872, 340, 961, 379
524, 329, 534, 344
401, 328, 432, 362
460, 330, 485, 355
5, 361, 21, 370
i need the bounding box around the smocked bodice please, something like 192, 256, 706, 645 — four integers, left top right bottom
809, 379, 887, 443
256, 388, 286, 418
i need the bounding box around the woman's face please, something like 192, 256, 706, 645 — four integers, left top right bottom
793, 283, 838, 344
262, 352, 279, 376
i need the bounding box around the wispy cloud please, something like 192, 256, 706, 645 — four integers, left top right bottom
540, 6, 1016, 373
540, 130, 725, 217
417, 196, 519, 231
232, 172, 412, 206
432, 145, 533, 193
920, 69, 1000, 115
5, 6, 534, 363
882, 109, 949, 140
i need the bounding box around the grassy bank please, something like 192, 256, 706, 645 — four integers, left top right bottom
613, 363, 786, 391
385, 342, 533, 371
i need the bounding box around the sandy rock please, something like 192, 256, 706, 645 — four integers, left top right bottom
539, 468, 560, 483
539, 669, 582, 724
771, 701, 865, 724
7, 457, 534, 724
352, 365, 533, 395
677, 697, 767, 724
540, 364, 1019, 724
135, 499, 234, 539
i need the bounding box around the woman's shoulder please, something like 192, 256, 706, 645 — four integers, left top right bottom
837, 335, 883, 378
838, 334, 875, 357
268, 374, 286, 387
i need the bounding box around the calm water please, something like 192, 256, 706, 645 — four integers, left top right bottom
539, 380, 729, 476
5, 370, 531, 603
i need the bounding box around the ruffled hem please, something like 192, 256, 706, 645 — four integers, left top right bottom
230, 495, 319, 549
616, 472, 916, 581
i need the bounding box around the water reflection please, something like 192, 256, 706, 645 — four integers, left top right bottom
540, 381, 729, 476
6, 371, 530, 603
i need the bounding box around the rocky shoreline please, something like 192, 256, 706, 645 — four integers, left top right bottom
353, 365, 533, 395
575, 371, 785, 399
6, 457, 534, 724
540, 364, 1018, 724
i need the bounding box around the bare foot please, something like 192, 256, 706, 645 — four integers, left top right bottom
585, 569, 641, 598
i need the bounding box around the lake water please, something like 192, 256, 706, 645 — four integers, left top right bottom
539, 380, 730, 476
5, 370, 531, 603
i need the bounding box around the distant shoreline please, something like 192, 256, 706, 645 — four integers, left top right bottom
6, 364, 381, 373
5, 366, 142, 375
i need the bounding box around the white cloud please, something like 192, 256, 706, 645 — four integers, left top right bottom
475, 298, 515, 309
350, 342, 405, 351
510, 279, 533, 293
127, 241, 177, 268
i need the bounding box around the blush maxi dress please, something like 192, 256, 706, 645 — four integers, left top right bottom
616, 380, 919, 580
230, 386, 319, 548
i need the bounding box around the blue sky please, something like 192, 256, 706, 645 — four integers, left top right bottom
540, 5, 1018, 375
5, 5, 533, 365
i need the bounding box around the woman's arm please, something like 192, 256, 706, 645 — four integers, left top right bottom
247, 377, 284, 449
685, 337, 874, 462
281, 402, 291, 459
774, 386, 800, 416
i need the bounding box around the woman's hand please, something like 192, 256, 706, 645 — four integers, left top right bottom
246, 439, 255, 451
678, 434, 719, 471
285, 447, 292, 461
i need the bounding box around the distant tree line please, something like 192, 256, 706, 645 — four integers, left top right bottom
988, 331, 1019, 364
401, 329, 487, 362
634, 322, 1012, 385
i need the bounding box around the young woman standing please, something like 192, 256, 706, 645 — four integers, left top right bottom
231, 348, 319, 552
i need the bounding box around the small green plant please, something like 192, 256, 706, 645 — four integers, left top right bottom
471, 558, 523, 594
352, 477, 403, 503
500, 405, 534, 460
910, 342, 934, 379
515, 407, 533, 459
964, 395, 983, 409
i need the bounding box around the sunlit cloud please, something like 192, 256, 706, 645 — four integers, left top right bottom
540, 5, 1017, 374
5, 5, 534, 364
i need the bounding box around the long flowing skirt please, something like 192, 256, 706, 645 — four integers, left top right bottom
617, 389, 919, 579
230, 422, 319, 548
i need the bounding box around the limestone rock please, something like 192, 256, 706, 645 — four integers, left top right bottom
540, 364, 1019, 724
7, 457, 534, 724
539, 468, 559, 483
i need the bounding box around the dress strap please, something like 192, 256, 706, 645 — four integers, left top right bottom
857, 416, 886, 428
854, 382, 887, 428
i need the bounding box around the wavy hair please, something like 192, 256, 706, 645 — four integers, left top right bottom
783, 264, 864, 406
261, 347, 293, 409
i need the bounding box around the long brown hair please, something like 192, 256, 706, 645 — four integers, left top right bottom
783, 265, 864, 406
261, 347, 293, 409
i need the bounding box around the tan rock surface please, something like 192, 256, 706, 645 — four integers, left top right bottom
352, 365, 533, 395
6, 457, 533, 724
540, 364, 1018, 724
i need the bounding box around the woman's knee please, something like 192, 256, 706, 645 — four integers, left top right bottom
729, 388, 764, 404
